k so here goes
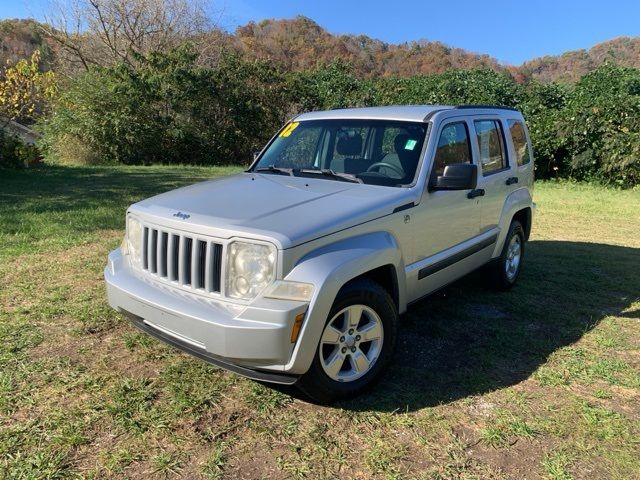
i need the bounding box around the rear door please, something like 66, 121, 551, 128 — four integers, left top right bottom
505, 117, 535, 189
472, 118, 514, 233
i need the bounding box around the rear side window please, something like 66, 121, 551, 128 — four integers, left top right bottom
507, 119, 531, 166
433, 122, 472, 177
475, 120, 507, 175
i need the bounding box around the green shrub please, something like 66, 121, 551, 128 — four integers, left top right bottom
44, 133, 105, 166
559, 64, 640, 187
0, 130, 39, 168
40, 45, 290, 166
38, 65, 159, 165
36, 48, 640, 187
519, 81, 570, 178
289, 59, 376, 111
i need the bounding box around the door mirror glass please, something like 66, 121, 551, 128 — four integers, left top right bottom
430, 163, 477, 191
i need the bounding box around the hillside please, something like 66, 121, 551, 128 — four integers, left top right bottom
0, 19, 54, 69
2, 16, 640, 83
218, 18, 640, 82
228, 17, 502, 77
520, 36, 640, 83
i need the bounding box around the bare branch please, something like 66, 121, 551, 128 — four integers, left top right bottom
41, 0, 214, 71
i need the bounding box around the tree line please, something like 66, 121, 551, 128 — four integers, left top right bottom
4, 15, 640, 84
0, 1, 638, 186
34, 49, 638, 187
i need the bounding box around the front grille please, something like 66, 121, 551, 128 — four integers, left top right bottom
142, 226, 223, 294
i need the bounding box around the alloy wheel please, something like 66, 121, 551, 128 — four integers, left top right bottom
505, 234, 522, 281
318, 304, 384, 382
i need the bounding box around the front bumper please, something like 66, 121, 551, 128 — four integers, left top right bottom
105, 249, 308, 383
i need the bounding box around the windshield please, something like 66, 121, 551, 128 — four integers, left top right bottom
252, 119, 428, 187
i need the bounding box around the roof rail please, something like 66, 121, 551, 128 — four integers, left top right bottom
455, 104, 519, 111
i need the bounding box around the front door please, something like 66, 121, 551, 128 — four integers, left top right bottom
408, 119, 481, 301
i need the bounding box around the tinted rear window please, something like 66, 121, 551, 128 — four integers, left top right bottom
475, 120, 507, 175
507, 119, 531, 166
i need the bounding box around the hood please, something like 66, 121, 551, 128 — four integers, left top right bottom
131, 172, 415, 249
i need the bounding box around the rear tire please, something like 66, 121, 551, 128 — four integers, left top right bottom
490, 220, 525, 290
296, 278, 398, 404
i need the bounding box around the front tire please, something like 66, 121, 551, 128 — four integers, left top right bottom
296, 278, 398, 404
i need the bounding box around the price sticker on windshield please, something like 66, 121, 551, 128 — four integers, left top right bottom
279, 122, 300, 138
404, 139, 418, 150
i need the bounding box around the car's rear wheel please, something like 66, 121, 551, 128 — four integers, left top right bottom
296, 278, 398, 403
490, 220, 525, 289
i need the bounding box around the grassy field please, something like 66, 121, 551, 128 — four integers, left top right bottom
1, 165, 639, 479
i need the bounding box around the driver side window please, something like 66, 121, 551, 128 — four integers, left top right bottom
432, 122, 472, 177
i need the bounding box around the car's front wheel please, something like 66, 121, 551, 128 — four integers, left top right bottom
296, 278, 398, 403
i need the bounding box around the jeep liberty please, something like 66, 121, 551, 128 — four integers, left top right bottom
105, 105, 535, 402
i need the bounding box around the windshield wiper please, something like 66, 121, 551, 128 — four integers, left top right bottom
297, 169, 363, 184
255, 165, 294, 176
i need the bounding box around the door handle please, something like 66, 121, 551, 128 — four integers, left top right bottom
506, 176, 519, 186
467, 188, 485, 199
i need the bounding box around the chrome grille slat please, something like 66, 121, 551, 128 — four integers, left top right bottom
204, 242, 213, 292
190, 238, 198, 288
177, 235, 185, 285
140, 224, 223, 295
167, 233, 176, 281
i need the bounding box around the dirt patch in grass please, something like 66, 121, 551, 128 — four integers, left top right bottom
224, 440, 290, 480
470, 438, 546, 479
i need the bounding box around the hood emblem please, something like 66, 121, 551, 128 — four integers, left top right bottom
173, 211, 191, 220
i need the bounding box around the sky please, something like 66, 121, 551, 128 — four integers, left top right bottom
3, 0, 640, 65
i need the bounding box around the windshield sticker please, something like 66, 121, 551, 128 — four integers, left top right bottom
279, 122, 300, 138
404, 139, 418, 150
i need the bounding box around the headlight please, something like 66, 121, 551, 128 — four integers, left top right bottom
226, 241, 276, 300
125, 216, 143, 266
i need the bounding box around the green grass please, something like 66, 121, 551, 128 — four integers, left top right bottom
0, 165, 240, 258
1, 167, 639, 479
542, 450, 574, 480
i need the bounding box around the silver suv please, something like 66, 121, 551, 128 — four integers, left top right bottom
105, 105, 535, 402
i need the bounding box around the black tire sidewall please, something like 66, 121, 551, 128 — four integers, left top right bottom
297, 279, 398, 403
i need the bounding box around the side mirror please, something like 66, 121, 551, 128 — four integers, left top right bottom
430, 163, 477, 191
